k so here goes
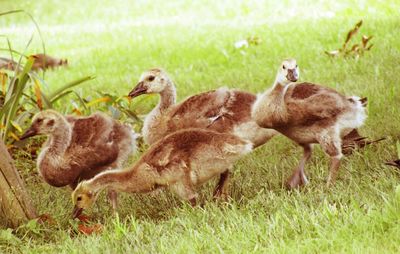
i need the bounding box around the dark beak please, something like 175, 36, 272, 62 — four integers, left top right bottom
286, 69, 298, 82
20, 127, 37, 140
385, 160, 400, 168
72, 205, 84, 219
128, 81, 147, 98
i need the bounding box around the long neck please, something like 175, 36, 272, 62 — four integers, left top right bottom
268, 79, 288, 103
86, 165, 155, 194
45, 120, 72, 156
142, 81, 176, 144
272, 78, 287, 93
253, 78, 289, 127
158, 80, 176, 111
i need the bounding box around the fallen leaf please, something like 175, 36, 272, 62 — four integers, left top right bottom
78, 223, 103, 235
77, 214, 91, 223
341, 129, 385, 155
37, 214, 56, 225
325, 50, 340, 57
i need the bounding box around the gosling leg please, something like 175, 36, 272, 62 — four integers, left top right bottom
286, 144, 312, 189
318, 129, 343, 187
107, 190, 118, 213
326, 155, 342, 187
213, 170, 230, 201
169, 175, 198, 207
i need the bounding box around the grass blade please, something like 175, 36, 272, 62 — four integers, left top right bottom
47, 76, 95, 101
2, 56, 34, 141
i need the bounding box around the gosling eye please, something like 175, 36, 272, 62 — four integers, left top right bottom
47, 119, 55, 126
148, 75, 155, 82
296, 65, 298, 68
282, 65, 286, 70
77, 196, 82, 201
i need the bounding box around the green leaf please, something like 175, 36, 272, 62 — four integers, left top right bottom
0, 229, 21, 245
0, 93, 17, 118
49, 90, 88, 114
0, 10, 24, 16
47, 75, 95, 101
1, 56, 34, 140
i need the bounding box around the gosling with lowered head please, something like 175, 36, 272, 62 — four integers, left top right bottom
71, 128, 252, 218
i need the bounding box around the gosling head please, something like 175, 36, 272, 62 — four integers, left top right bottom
128, 68, 171, 99
20, 110, 64, 139
71, 181, 98, 219
275, 58, 299, 85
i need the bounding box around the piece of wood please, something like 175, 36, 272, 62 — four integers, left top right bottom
0, 137, 36, 228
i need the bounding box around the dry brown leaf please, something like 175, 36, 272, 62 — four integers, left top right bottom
77, 214, 91, 223
350, 44, 360, 52
33, 78, 43, 110
37, 213, 56, 225
343, 20, 363, 49
78, 223, 103, 235
325, 50, 340, 57
362, 35, 373, 48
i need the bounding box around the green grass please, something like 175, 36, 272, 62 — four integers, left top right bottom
1, 0, 400, 253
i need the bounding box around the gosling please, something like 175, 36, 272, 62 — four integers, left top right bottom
21, 110, 137, 209
71, 128, 252, 218
252, 59, 367, 188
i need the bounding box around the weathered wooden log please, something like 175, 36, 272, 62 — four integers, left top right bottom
0, 137, 36, 228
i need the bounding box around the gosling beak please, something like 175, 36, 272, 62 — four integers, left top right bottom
72, 205, 84, 219
385, 160, 400, 168
286, 69, 298, 82
20, 127, 37, 140
128, 81, 147, 98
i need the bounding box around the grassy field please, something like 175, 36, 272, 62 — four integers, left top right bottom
1, 0, 400, 253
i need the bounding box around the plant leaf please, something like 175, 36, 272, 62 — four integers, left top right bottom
10, 120, 22, 133
8, 131, 20, 141
343, 20, 363, 49
0, 228, 21, 245
0, 72, 7, 95
0, 10, 24, 16
325, 50, 340, 57
2, 56, 34, 141
47, 76, 95, 100
362, 35, 373, 48
350, 44, 360, 52
86, 96, 111, 107
32, 77, 43, 110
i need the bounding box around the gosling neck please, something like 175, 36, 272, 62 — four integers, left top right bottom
86, 166, 152, 194
269, 77, 292, 102
272, 78, 289, 92
158, 80, 176, 112
47, 119, 72, 155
